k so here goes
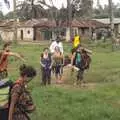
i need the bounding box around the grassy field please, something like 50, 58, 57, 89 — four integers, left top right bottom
2, 41, 120, 120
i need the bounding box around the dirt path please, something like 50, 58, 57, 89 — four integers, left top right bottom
50, 65, 99, 90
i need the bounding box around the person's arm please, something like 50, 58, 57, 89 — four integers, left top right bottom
49, 54, 53, 69
5, 52, 25, 62
62, 54, 64, 66
8, 85, 20, 120
71, 53, 75, 66
40, 54, 45, 67
59, 43, 63, 54
50, 42, 55, 53
8, 95, 17, 120
40, 61, 45, 67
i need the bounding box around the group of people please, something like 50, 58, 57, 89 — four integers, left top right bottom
0, 33, 91, 120
40, 34, 91, 86
0, 42, 37, 120
40, 37, 64, 85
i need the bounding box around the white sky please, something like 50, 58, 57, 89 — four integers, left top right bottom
0, 0, 120, 15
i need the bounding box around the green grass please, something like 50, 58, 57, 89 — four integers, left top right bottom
3, 41, 120, 120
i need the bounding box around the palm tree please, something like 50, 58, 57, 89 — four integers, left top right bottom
17, 0, 54, 19
108, 0, 114, 51
97, 0, 100, 7
4, 0, 10, 8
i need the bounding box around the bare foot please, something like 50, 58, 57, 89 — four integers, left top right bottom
56, 80, 63, 84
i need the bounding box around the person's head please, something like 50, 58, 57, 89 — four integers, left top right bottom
43, 48, 49, 54
3, 42, 11, 51
19, 64, 36, 83
56, 36, 60, 43
54, 46, 60, 53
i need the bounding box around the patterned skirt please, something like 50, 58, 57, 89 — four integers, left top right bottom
13, 113, 29, 120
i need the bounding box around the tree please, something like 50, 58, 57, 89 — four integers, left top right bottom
17, 0, 53, 20
108, 0, 114, 51
0, 11, 4, 20
4, 0, 10, 8
93, 3, 120, 18
5, 11, 14, 19
71, 0, 93, 19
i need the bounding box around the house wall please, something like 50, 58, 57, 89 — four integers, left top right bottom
36, 28, 52, 41
63, 27, 91, 41
0, 30, 14, 41
17, 27, 34, 41
65, 28, 70, 41
36, 29, 43, 41
109, 23, 120, 36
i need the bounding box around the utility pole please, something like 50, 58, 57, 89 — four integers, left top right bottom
13, 0, 17, 43
108, 0, 114, 50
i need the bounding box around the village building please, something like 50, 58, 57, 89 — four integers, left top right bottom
94, 18, 120, 36
0, 18, 108, 42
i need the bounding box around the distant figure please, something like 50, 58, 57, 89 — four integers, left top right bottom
71, 33, 81, 55
73, 33, 81, 49
92, 32, 97, 42
114, 37, 120, 47
40, 48, 52, 85
50, 36, 63, 54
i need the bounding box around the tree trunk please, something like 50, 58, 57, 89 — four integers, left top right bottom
108, 0, 114, 51
67, 0, 72, 42
13, 0, 17, 43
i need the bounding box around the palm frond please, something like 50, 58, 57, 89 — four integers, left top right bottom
4, 0, 10, 8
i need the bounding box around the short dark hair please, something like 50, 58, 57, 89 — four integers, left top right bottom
3, 42, 11, 50
56, 36, 60, 42
43, 47, 49, 51
19, 64, 36, 78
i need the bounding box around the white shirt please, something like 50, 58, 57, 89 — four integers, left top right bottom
50, 41, 63, 54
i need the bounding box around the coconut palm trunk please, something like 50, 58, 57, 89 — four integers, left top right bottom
108, 0, 114, 51
13, 0, 17, 43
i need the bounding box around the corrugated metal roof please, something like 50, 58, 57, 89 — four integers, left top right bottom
93, 18, 120, 24
59, 19, 107, 28
0, 19, 108, 29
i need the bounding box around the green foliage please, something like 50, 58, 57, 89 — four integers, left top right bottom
16, 0, 50, 20
93, 3, 120, 18
0, 11, 4, 20
4, 11, 14, 19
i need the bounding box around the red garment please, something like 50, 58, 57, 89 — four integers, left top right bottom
0, 52, 9, 71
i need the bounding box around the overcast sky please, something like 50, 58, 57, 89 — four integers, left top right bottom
0, 0, 120, 15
